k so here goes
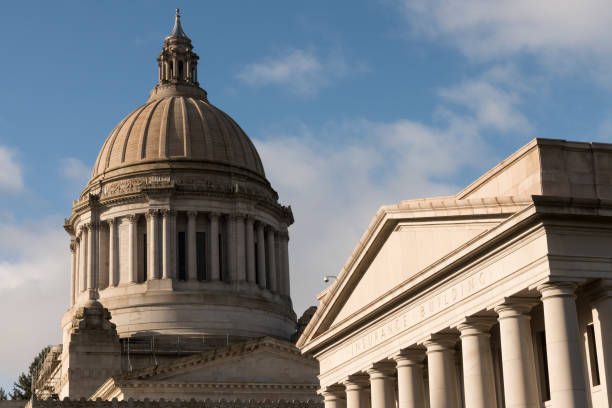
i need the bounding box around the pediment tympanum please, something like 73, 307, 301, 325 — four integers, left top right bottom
329, 218, 499, 327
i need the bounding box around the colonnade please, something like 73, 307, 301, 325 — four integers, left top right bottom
321, 281, 608, 408
69, 210, 290, 305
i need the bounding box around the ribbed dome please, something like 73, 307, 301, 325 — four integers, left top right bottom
92, 95, 265, 179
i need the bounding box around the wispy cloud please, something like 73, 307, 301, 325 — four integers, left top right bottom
256, 68, 529, 313
0, 216, 68, 390
400, 0, 612, 83
0, 145, 24, 193
59, 157, 90, 187
238, 48, 366, 96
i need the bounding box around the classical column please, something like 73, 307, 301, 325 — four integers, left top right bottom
367, 362, 396, 408
86, 222, 98, 297
321, 386, 346, 408
108, 219, 118, 286
79, 227, 87, 292
209, 213, 220, 281
256, 222, 267, 288
245, 216, 256, 283
266, 228, 277, 291
161, 210, 175, 279
457, 317, 498, 408
146, 210, 160, 280
127, 215, 138, 283
235, 214, 246, 282
494, 299, 540, 407
187, 211, 197, 281
70, 239, 77, 306
226, 214, 236, 281
279, 229, 290, 296
394, 349, 426, 408
590, 280, 612, 406
424, 334, 460, 408
343, 374, 370, 408
74, 236, 81, 299
538, 282, 588, 407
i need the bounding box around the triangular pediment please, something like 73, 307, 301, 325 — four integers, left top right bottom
329, 218, 497, 326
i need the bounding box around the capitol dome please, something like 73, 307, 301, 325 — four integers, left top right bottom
91, 87, 265, 180
63, 11, 296, 355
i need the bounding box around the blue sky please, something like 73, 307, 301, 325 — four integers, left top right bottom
2, 0, 612, 394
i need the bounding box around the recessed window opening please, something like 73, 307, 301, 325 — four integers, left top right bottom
587, 323, 601, 386
178, 231, 186, 280
536, 331, 551, 401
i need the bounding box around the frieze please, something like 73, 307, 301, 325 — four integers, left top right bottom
348, 269, 491, 358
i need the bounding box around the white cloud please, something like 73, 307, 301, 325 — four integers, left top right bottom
0, 217, 69, 392
401, 0, 612, 81
59, 157, 90, 186
0, 145, 24, 192
256, 69, 529, 314
238, 48, 364, 96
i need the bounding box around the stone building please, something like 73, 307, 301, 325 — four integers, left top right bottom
33, 11, 319, 403
298, 139, 612, 408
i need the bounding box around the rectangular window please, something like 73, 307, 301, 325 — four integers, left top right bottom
143, 233, 147, 282
196, 232, 206, 281
587, 323, 601, 386
537, 331, 551, 401
178, 231, 186, 280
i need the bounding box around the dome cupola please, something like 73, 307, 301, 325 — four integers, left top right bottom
63, 11, 295, 357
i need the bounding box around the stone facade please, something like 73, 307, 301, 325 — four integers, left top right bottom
298, 138, 612, 408
34, 11, 318, 403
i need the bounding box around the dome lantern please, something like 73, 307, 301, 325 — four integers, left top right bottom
157, 9, 200, 88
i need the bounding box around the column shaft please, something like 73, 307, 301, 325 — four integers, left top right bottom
162, 210, 175, 279
424, 335, 460, 408
538, 282, 588, 407
367, 363, 396, 408
70, 240, 77, 306
266, 228, 277, 291
209, 213, 220, 281
245, 217, 256, 283
86, 223, 97, 292
256, 223, 267, 288
344, 375, 370, 408
280, 231, 290, 296
79, 228, 87, 291
147, 211, 160, 279
187, 211, 197, 281
108, 219, 117, 286
127, 215, 138, 283
322, 388, 346, 408
458, 318, 498, 408
235, 215, 246, 281
74, 238, 81, 299
495, 300, 541, 408
591, 281, 612, 407
395, 350, 426, 408
226, 215, 236, 281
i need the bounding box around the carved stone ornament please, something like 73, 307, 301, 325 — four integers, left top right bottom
70, 300, 117, 333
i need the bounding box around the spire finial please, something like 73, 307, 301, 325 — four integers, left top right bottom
169, 8, 187, 38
